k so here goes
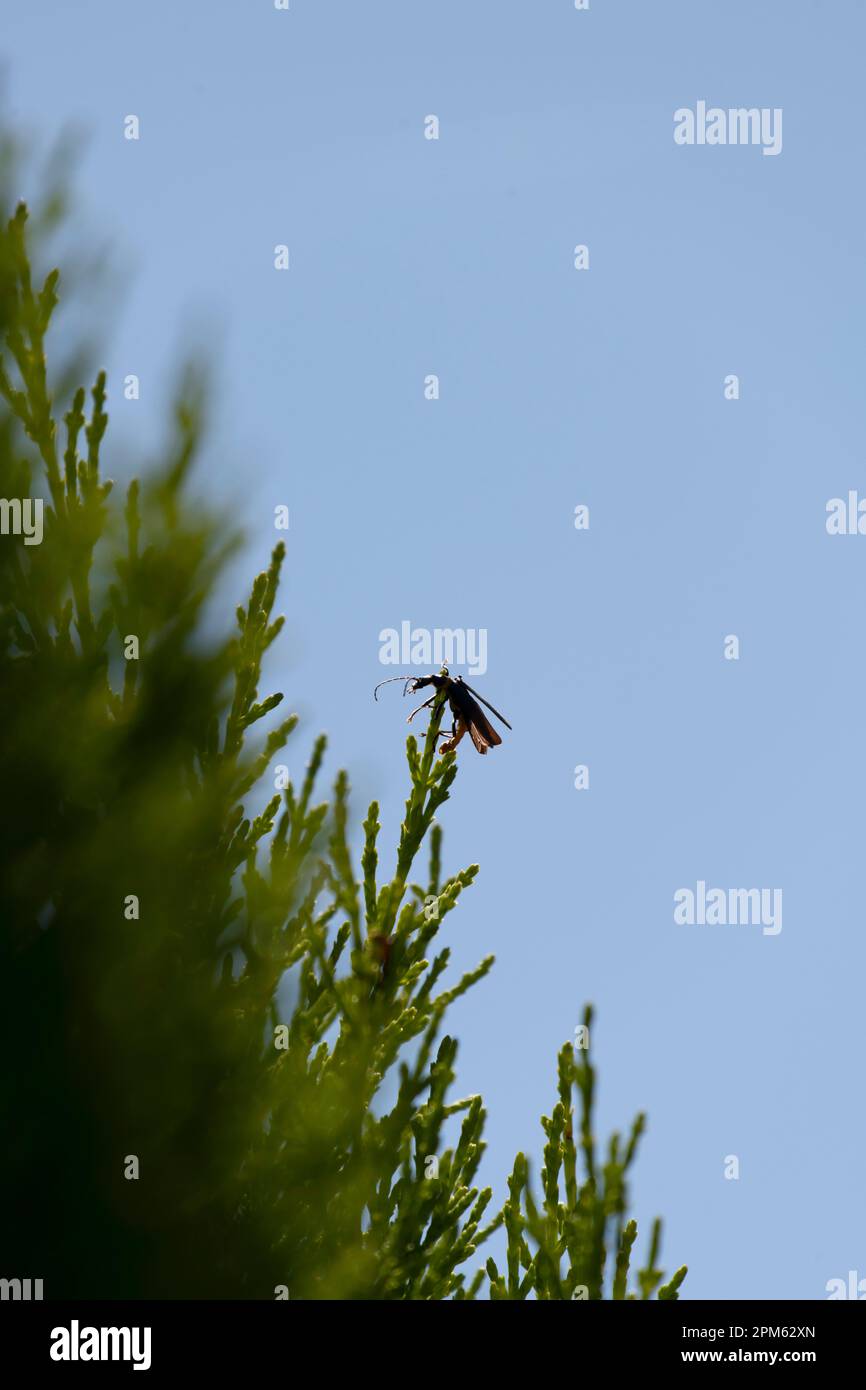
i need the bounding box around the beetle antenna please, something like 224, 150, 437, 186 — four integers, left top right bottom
373, 675, 417, 701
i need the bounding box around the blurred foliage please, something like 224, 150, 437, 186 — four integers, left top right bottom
0, 179, 686, 1299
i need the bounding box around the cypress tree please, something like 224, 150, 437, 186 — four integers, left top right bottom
0, 191, 685, 1301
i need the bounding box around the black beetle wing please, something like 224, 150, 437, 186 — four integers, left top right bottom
448, 683, 502, 754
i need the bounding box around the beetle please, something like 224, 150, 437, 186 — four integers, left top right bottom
374, 666, 512, 755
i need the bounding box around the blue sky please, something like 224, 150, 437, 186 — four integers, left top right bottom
6, 0, 865, 1299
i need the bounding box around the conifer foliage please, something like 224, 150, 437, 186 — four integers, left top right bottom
0, 194, 686, 1300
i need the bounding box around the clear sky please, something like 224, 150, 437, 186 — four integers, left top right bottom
5, 0, 864, 1299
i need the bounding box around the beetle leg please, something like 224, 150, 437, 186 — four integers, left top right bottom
439, 716, 468, 753
406, 695, 437, 723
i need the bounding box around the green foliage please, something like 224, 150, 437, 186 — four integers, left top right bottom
486, 1008, 687, 1300
0, 193, 685, 1300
